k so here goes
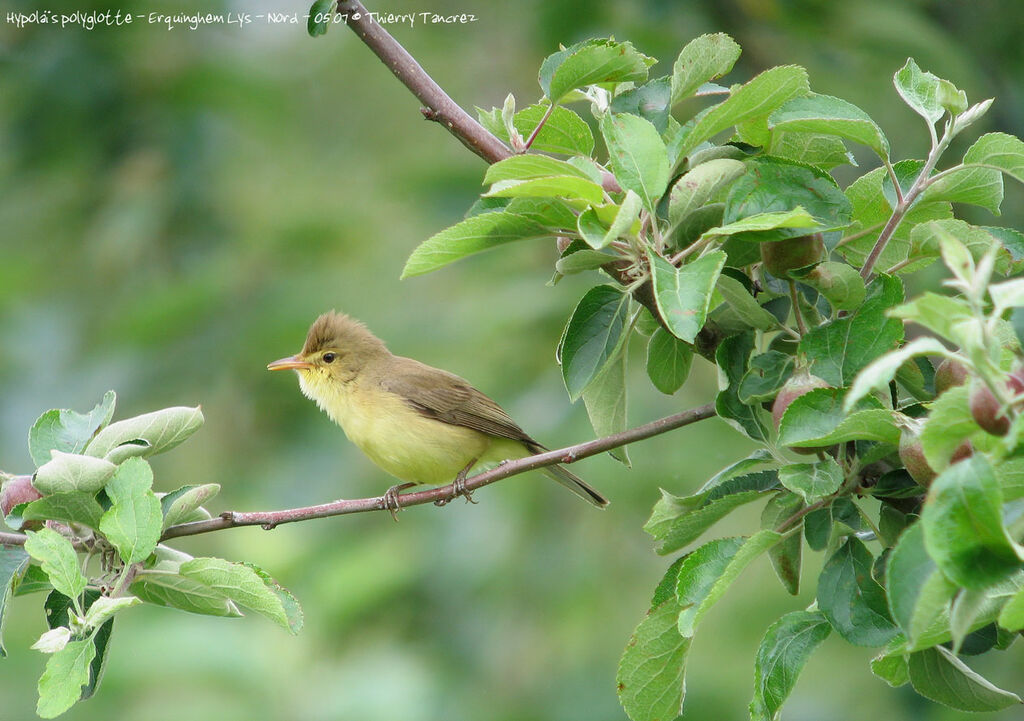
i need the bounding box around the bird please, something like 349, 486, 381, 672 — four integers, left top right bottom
267, 311, 608, 513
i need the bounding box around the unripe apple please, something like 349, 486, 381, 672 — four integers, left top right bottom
934, 358, 968, 396
970, 379, 1011, 436
760, 232, 825, 278
773, 369, 832, 455
772, 369, 831, 431
1, 475, 43, 517
899, 424, 972, 486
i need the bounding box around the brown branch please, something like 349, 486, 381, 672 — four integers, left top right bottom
336, 0, 510, 163
157, 402, 716, 541
1, 403, 716, 547
335, 0, 622, 193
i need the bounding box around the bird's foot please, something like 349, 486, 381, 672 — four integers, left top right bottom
382, 482, 417, 521
451, 460, 479, 505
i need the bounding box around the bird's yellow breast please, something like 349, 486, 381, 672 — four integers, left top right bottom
299, 371, 496, 484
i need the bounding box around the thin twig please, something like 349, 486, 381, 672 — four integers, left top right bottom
523, 102, 555, 151
336, 0, 510, 163
0, 403, 718, 547
336, 0, 622, 193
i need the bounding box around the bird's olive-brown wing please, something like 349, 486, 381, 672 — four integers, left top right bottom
380, 357, 541, 447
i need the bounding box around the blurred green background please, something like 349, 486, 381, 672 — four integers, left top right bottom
1, 0, 1022, 719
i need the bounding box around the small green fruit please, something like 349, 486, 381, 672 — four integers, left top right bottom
760, 232, 825, 278
970, 380, 1011, 436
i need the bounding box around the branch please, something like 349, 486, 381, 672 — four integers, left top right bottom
0, 404, 716, 547
335, 0, 621, 193
157, 402, 716, 541
336, 0, 510, 163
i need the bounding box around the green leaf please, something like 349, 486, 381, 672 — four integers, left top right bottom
485, 176, 605, 205
777, 387, 893, 449
793, 261, 866, 312
894, 58, 964, 125
768, 92, 889, 158
33, 451, 116, 495
778, 458, 844, 503
131, 570, 241, 617
889, 291, 973, 346
766, 131, 853, 170
160, 483, 221, 529
750, 611, 831, 721
555, 247, 617, 275
918, 165, 1004, 215
23, 492, 105, 529
23, 528, 86, 602
539, 39, 655, 103
668, 158, 747, 227
581, 350, 630, 466
241, 562, 304, 634
483, 155, 593, 184
800, 274, 904, 387
761, 492, 803, 594
36, 638, 95, 718
560, 285, 630, 400
676, 531, 780, 637
844, 337, 952, 411
44, 589, 116, 700
722, 158, 851, 242
610, 77, 672, 133
402, 211, 553, 278
28, 391, 116, 467
997, 584, 1024, 631
738, 351, 794, 404
715, 332, 771, 442
871, 647, 910, 688
715, 274, 780, 331
644, 471, 780, 554
600, 113, 670, 213
180, 557, 300, 633
704, 207, 819, 241
86, 406, 204, 460
479, 103, 595, 156
646, 328, 693, 395
922, 455, 1022, 589
964, 132, 1024, 185
670, 33, 741, 104
306, 0, 335, 37
0, 545, 29, 657
577, 191, 642, 249
617, 599, 690, 721
907, 646, 1021, 711
817, 536, 898, 646
674, 65, 810, 160
887, 523, 957, 646
919, 385, 980, 474
83, 596, 140, 629
648, 249, 726, 343
98, 457, 162, 565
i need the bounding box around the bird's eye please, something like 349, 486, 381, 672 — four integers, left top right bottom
322, 352, 337, 364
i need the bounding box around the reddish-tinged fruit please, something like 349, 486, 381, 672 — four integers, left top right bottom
934, 358, 968, 396
950, 440, 974, 464
772, 370, 831, 431
970, 380, 1011, 436
1, 475, 42, 517
899, 427, 935, 486
773, 369, 832, 455
760, 232, 825, 278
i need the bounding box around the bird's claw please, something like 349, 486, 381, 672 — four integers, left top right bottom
382, 482, 416, 521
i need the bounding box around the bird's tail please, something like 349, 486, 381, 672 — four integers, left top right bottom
540, 463, 609, 508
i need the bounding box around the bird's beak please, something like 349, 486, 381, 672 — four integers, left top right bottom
267, 355, 314, 371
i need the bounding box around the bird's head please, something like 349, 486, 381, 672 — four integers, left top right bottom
267, 311, 390, 404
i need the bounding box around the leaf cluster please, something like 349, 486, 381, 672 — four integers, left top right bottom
1, 392, 302, 718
